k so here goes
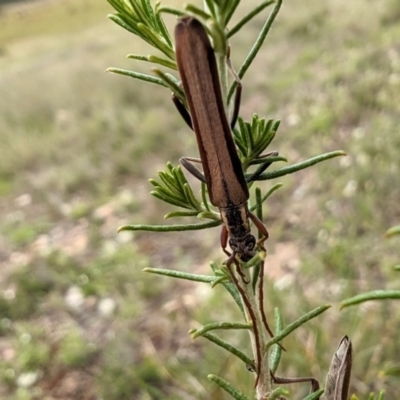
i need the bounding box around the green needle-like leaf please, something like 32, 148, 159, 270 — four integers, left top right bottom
190, 322, 252, 339
202, 332, 255, 368
203, 0, 216, 18
164, 210, 200, 219
207, 374, 250, 400
197, 211, 220, 220
383, 365, 400, 376
248, 156, 285, 166
184, 4, 212, 21
129, 0, 151, 26
151, 190, 192, 209
143, 267, 215, 282
106, 67, 168, 88
251, 151, 346, 181
127, 53, 176, 69
266, 305, 331, 349
249, 183, 283, 212
228, 1, 274, 37
158, 170, 181, 192
228, 0, 282, 102
107, 0, 129, 16
211, 275, 230, 287
148, 54, 176, 69
164, 210, 198, 219
377, 391, 386, 400
341, 290, 400, 308
152, 68, 185, 103
156, 5, 185, 18
302, 389, 325, 400
270, 307, 284, 373
210, 263, 244, 313
386, 225, 400, 237
201, 182, 211, 212
118, 220, 221, 233
269, 388, 290, 400
224, 0, 241, 25
108, 13, 138, 35
137, 23, 175, 58
183, 183, 202, 210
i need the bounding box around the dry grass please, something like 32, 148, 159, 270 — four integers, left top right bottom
0, 0, 399, 399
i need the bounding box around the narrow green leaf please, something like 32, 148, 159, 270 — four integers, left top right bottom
234, 130, 248, 159
252, 129, 276, 157
151, 190, 191, 209
228, 0, 282, 102
252, 151, 346, 181
386, 225, 400, 237
164, 211, 200, 219
197, 211, 220, 220
302, 389, 325, 400
244, 122, 253, 156
137, 23, 175, 58
272, 119, 281, 132
148, 55, 177, 69
269, 387, 290, 400
377, 390, 386, 400
248, 156, 286, 166
202, 332, 255, 369
207, 374, 250, 400
191, 322, 252, 339
154, 9, 173, 47
270, 308, 284, 373
158, 171, 182, 193
211, 275, 230, 287
156, 5, 185, 18
108, 14, 140, 35
151, 184, 186, 203
143, 267, 215, 282
341, 290, 400, 308
107, 0, 128, 16
126, 53, 149, 62
203, 0, 216, 18
201, 182, 211, 212
383, 365, 400, 377
140, 0, 157, 27
249, 183, 283, 212
184, 4, 212, 21
127, 0, 146, 21
172, 165, 190, 192
183, 183, 202, 210
106, 67, 168, 87
224, 0, 241, 25
118, 220, 221, 232
149, 179, 161, 187
228, 1, 274, 37
152, 68, 185, 102
266, 305, 331, 349
210, 263, 244, 314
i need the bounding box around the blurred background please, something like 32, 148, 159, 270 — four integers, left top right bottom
0, 0, 399, 399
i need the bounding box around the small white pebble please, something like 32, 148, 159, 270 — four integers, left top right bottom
98, 298, 116, 316
17, 371, 38, 388
65, 286, 84, 310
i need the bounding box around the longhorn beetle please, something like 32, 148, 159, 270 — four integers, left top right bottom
174, 17, 272, 265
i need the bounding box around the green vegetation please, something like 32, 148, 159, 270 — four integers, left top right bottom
0, 0, 399, 399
